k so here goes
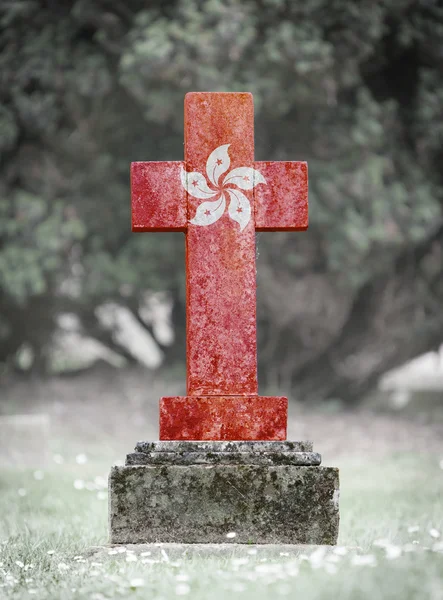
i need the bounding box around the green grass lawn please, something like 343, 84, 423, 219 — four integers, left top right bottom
1, 452, 442, 600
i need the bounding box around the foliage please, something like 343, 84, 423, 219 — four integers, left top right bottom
0, 0, 442, 395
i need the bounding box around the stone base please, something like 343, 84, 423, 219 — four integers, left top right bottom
160, 396, 287, 440
109, 442, 339, 545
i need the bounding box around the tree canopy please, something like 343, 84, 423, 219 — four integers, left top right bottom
1, 0, 442, 400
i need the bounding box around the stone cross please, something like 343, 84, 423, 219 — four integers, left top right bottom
131, 92, 308, 441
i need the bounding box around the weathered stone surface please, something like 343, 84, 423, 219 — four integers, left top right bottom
109, 464, 339, 545
131, 93, 309, 441
131, 161, 187, 232
160, 396, 287, 440
255, 161, 308, 231
135, 440, 314, 453
126, 450, 321, 466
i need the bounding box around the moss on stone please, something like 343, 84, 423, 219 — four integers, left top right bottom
109, 464, 339, 544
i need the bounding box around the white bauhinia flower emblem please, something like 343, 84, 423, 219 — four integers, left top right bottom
181, 144, 266, 232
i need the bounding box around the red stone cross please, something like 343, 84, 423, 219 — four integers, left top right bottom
131, 92, 308, 441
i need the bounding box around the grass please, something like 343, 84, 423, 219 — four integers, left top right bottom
1, 451, 443, 600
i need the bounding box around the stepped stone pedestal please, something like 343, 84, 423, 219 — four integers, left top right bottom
109, 441, 339, 545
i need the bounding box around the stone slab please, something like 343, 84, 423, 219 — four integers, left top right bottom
255, 161, 308, 232
131, 161, 187, 232
135, 441, 314, 453
160, 396, 287, 440
109, 465, 339, 545
126, 450, 321, 466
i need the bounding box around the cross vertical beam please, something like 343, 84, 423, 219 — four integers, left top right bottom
185, 93, 257, 396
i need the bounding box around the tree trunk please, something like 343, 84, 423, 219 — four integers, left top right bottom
258, 225, 443, 403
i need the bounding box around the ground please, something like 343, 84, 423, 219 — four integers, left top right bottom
0, 367, 442, 599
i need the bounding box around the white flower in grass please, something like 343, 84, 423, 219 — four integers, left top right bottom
226, 531, 236, 539
231, 557, 249, 567
175, 582, 191, 595
407, 525, 419, 533
351, 554, 376, 567
327, 554, 340, 563
125, 554, 137, 562
181, 144, 266, 232
33, 470, 44, 481
429, 528, 441, 539
94, 476, 107, 489
309, 546, 326, 568
161, 548, 170, 563
385, 545, 402, 560
76, 453, 88, 464
141, 558, 157, 564
129, 578, 145, 589
325, 563, 338, 575
373, 538, 390, 548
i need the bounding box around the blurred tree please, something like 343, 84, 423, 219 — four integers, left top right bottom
0, 0, 442, 400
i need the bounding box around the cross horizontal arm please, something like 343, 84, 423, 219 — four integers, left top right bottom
254, 161, 308, 231
131, 161, 187, 232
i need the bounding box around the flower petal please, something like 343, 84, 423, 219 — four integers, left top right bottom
181, 167, 217, 199
206, 144, 230, 187
190, 194, 226, 227
223, 167, 266, 190
226, 188, 251, 231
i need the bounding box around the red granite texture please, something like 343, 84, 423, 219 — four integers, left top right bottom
160, 396, 287, 441
184, 93, 258, 396
130, 92, 309, 441
131, 161, 186, 232
254, 161, 308, 231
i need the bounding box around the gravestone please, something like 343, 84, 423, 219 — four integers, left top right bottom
0, 414, 50, 467
109, 92, 339, 544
